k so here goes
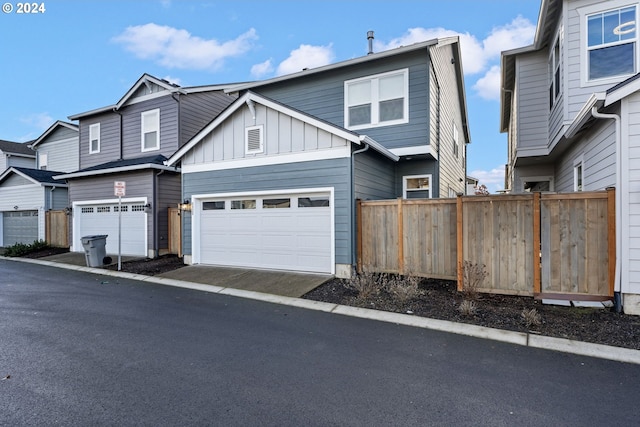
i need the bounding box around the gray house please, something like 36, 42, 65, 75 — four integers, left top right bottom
500, 0, 640, 314
0, 122, 77, 246
0, 139, 35, 173
57, 74, 236, 258
167, 37, 469, 278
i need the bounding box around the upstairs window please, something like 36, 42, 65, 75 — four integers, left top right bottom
89, 123, 100, 154
39, 153, 48, 170
141, 109, 160, 152
549, 34, 562, 108
587, 5, 637, 81
345, 69, 408, 130
453, 123, 459, 158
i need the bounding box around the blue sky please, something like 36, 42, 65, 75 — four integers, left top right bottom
0, 0, 541, 191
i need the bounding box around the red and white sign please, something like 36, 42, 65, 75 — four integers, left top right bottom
114, 181, 126, 197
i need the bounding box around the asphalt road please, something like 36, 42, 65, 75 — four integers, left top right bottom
1, 259, 639, 426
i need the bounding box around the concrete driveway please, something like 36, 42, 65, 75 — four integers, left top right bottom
37, 252, 333, 298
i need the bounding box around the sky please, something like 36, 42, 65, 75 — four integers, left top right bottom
0, 0, 542, 192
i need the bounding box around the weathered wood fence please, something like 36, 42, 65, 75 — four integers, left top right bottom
45, 210, 69, 248
357, 189, 615, 300
167, 207, 182, 257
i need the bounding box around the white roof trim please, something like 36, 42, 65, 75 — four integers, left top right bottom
30, 121, 78, 149
389, 145, 438, 160
166, 91, 366, 166
53, 163, 179, 180
360, 136, 399, 161
565, 93, 606, 139
605, 79, 640, 107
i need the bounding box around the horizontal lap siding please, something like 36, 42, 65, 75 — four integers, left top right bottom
515, 51, 549, 151
182, 158, 352, 264
79, 113, 121, 169
354, 150, 395, 200
179, 92, 237, 146
122, 97, 178, 159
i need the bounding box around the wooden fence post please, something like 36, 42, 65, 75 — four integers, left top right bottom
397, 197, 404, 275
607, 187, 616, 297
533, 192, 541, 294
356, 199, 363, 274
456, 193, 463, 291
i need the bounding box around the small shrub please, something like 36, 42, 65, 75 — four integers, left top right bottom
521, 308, 542, 329
346, 272, 382, 300
388, 274, 421, 302
3, 240, 50, 257
458, 300, 477, 316
462, 261, 488, 300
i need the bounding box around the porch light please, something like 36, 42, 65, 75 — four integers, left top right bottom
178, 199, 192, 212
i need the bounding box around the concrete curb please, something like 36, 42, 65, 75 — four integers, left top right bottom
5, 256, 640, 365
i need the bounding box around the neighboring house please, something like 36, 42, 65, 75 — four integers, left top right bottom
0, 122, 77, 246
500, 0, 640, 314
0, 139, 35, 173
167, 37, 469, 278
56, 74, 236, 258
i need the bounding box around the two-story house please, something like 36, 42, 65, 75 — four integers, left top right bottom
56, 74, 236, 258
500, 0, 640, 314
167, 36, 469, 278
0, 122, 77, 246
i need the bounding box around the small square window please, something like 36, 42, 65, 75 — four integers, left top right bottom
403, 175, 432, 199
231, 199, 256, 209
203, 201, 225, 210
263, 198, 290, 208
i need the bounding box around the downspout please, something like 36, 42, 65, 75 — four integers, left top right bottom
351, 142, 370, 277
153, 169, 165, 258
49, 186, 55, 211
591, 106, 622, 312
113, 108, 123, 160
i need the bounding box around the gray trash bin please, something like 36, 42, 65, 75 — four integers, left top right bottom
81, 235, 108, 267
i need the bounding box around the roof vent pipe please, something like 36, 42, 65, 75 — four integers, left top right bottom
367, 31, 375, 55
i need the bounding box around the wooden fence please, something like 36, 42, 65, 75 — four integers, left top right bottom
357, 189, 615, 300
45, 210, 69, 248
168, 207, 181, 257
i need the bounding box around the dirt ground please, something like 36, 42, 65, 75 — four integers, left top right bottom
19, 249, 640, 351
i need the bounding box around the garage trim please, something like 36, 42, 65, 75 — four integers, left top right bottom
72, 197, 148, 253
191, 187, 335, 274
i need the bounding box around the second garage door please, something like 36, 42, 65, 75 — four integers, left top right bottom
3, 210, 38, 246
197, 192, 333, 273
75, 202, 147, 256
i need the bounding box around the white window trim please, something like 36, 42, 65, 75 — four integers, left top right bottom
245, 125, 264, 154
89, 123, 100, 154
39, 153, 48, 170
403, 174, 433, 199
579, 0, 639, 87
453, 122, 459, 158
141, 109, 160, 152
520, 175, 555, 192
574, 154, 584, 192
549, 27, 563, 107
344, 68, 409, 131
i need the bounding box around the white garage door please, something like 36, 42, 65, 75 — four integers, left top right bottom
75, 203, 147, 256
198, 192, 332, 273
3, 211, 38, 246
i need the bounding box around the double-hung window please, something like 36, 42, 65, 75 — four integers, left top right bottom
89, 123, 100, 154
586, 4, 637, 81
549, 34, 562, 108
141, 109, 160, 152
345, 69, 408, 130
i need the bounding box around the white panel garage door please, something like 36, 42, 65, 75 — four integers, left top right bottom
198, 192, 332, 273
3, 211, 38, 246
75, 203, 147, 256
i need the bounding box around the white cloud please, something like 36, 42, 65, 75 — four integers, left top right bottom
163, 75, 182, 86
473, 65, 501, 101
251, 59, 274, 78
276, 44, 335, 76
482, 16, 536, 59
469, 167, 506, 193
20, 112, 53, 131
113, 24, 258, 70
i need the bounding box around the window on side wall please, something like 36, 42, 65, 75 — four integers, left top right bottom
345, 69, 408, 130
549, 33, 562, 109
586, 5, 637, 81
403, 174, 432, 199
574, 158, 584, 191
89, 123, 100, 154
39, 153, 48, 170
141, 109, 160, 152
453, 123, 459, 158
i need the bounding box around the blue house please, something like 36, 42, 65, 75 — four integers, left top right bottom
167, 37, 469, 277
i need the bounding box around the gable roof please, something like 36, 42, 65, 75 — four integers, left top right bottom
29, 120, 78, 149
53, 154, 178, 180
68, 73, 241, 120
165, 91, 398, 167
0, 139, 35, 157
0, 166, 67, 187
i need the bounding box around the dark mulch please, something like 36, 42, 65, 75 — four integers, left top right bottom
303, 277, 640, 351
16, 249, 640, 351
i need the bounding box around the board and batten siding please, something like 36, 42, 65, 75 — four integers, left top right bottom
253, 49, 430, 152
429, 42, 466, 197
67, 170, 155, 250
36, 128, 79, 172
181, 102, 349, 165
181, 158, 352, 265
623, 91, 640, 295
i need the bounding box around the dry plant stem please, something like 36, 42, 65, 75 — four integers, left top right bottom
462, 261, 488, 300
